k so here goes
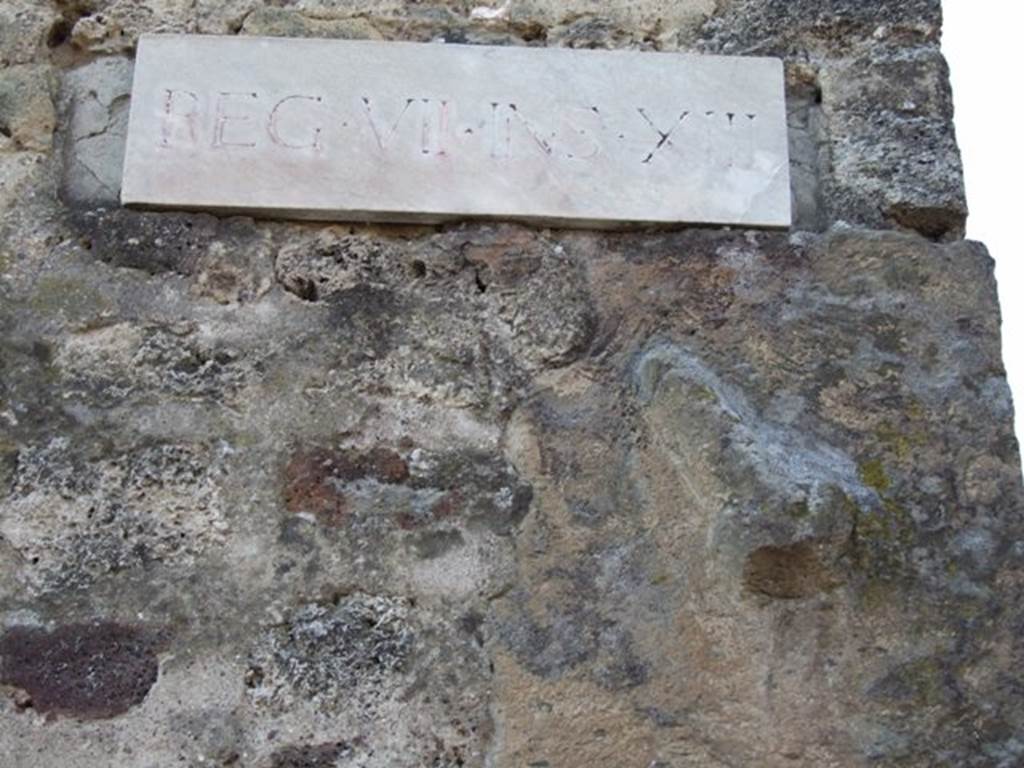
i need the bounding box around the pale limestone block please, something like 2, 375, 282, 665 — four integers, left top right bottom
121, 35, 791, 228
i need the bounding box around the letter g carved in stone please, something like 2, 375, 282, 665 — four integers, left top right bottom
268, 95, 325, 151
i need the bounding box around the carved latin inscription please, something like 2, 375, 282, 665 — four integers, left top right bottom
156, 91, 761, 168
123, 36, 791, 227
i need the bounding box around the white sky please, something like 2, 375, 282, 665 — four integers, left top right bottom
942, 1, 1023, 444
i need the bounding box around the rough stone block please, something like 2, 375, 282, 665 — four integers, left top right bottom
820, 49, 966, 238
0, 65, 56, 153
65, 0, 198, 54
59, 57, 133, 205
0, 4, 59, 66
700, 0, 943, 56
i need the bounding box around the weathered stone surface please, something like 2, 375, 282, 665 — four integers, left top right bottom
2, 216, 1020, 765
58, 56, 132, 205
0, 65, 57, 153
700, 0, 943, 56
1, 2, 1021, 768
0, 622, 164, 719
121, 35, 791, 228
0, 4, 60, 67
53, 1, 965, 238
819, 49, 965, 237
1, 438, 230, 591
66, 0, 199, 54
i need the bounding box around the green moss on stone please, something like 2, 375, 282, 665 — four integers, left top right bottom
900, 658, 947, 707
689, 383, 718, 403
860, 578, 897, 610
875, 417, 929, 462
845, 485, 916, 579
859, 458, 891, 493
786, 500, 811, 520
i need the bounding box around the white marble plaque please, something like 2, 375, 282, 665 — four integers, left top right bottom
121, 35, 791, 228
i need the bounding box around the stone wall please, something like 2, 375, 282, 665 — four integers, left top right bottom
1, 2, 1021, 767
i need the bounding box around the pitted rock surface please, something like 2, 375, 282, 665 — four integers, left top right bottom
0, 2, 1021, 767
0, 622, 164, 719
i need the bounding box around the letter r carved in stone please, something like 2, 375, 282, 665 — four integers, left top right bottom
159, 89, 199, 148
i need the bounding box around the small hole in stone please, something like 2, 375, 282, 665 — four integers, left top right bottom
46, 19, 73, 48
0, 123, 11, 139
521, 23, 547, 43
743, 542, 835, 599
409, 260, 426, 278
